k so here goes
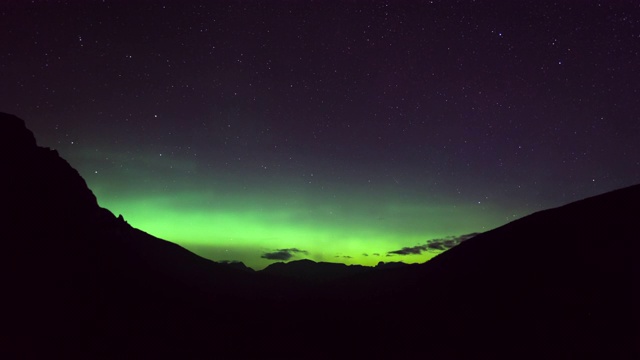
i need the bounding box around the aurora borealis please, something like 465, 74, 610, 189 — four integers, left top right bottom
1, 1, 639, 270
82, 163, 506, 270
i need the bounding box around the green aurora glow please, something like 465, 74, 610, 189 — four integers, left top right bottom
68, 148, 519, 270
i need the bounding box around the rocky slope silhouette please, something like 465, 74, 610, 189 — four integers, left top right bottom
2, 112, 637, 359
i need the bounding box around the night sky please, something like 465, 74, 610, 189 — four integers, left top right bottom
2, 1, 639, 270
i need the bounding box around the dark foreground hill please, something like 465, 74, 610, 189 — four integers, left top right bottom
2, 112, 637, 359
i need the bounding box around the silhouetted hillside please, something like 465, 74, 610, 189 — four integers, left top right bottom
3, 112, 637, 359
319, 183, 639, 358
1, 112, 277, 358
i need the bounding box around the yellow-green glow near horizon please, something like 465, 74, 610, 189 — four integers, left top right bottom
87, 180, 508, 270
63, 144, 524, 271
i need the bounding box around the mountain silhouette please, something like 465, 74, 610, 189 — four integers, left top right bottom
261, 259, 412, 281
2, 112, 637, 359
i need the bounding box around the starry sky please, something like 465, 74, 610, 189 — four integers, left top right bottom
2, 0, 639, 270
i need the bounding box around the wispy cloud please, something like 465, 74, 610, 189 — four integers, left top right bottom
261, 248, 308, 261
387, 233, 479, 256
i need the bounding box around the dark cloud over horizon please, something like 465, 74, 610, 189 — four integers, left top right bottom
261, 248, 308, 261
388, 233, 479, 256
